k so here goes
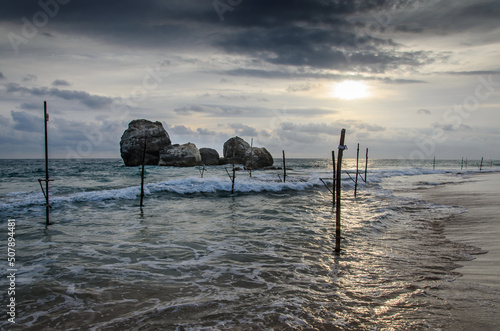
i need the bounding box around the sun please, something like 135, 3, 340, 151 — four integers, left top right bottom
331, 80, 370, 100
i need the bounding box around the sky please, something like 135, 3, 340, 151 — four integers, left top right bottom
0, 0, 499, 160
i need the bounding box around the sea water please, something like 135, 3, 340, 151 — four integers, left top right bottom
0, 158, 498, 330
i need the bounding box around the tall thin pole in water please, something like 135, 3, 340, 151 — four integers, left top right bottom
480, 157, 484, 171
44, 101, 50, 228
364, 148, 368, 183
249, 138, 253, 178
140, 139, 147, 208
354, 143, 359, 198
332, 150, 336, 207
282, 150, 287, 183
433, 156, 436, 170
231, 138, 236, 194
335, 129, 346, 254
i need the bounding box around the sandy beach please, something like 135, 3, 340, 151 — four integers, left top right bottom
421, 172, 500, 330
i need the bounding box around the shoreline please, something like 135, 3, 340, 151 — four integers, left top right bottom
419, 172, 500, 330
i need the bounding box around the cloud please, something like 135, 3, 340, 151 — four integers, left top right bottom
272, 120, 386, 146
0, 72, 5, 80
19, 102, 41, 110
394, 25, 424, 33
279, 122, 343, 136
22, 74, 37, 83
286, 82, 320, 92
5, 83, 113, 109
174, 104, 253, 117
0, 0, 438, 74
442, 70, 500, 76
167, 124, 197, 136
196, 128, 217, 136
432, 123, 472, 132
228, 123, 258, 137
52, 79, 72, 87
11, 111, 42, 132
417, 108, 431, 115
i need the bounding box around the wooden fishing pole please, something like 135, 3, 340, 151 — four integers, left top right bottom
44, 101, 50, 227
249, 138, 253, 178
332, 150, 336, 207
335, 128, 346, 254
38, 101, 53, 228
140, 139, 147, 208
354, 143, 359, 198
364, 148, 368, 183
282, 150, 287, 183
231, 138, 236, 194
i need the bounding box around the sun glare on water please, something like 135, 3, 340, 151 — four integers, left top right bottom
331, 80, 370, 100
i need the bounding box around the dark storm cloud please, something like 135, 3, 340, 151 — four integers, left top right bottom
3, 0, 221, 47
451, 1, 500, 32
386, 0, 500, 37
5, 83, 113, 109
220, 68, 427, 83
1, 0, 495, 73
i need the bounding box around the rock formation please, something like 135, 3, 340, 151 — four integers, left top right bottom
244, 147, 274, 169
120, 121, 274, 169
223, 136, 251, 164
222, 136, 274, 168
199, 148, 220, 165
159, 143, 202, 167
120, 119, 171, 166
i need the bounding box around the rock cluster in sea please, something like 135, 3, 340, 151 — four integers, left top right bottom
120, 119, 273, 168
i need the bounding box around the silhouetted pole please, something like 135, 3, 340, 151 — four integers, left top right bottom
44, 101, 50, 228
480, 157, 484, 171
249, 138, 253, 178
140, 139, 147, 208
461, 157, 464, 170
332, 150, 336, 207
354, 143, 359, 198
364, 148, 368, 182
282, 150, 287, 183
335, 128, 346, 253
433, 156, 436, 170
231, 138, 236, 194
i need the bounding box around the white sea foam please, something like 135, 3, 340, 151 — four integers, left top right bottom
1, 162, 496, 213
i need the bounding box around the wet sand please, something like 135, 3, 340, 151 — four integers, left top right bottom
422, 172, 500, 330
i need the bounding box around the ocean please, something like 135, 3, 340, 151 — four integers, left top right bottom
1, 158, 498, 330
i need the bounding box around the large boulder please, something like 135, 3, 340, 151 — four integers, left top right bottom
159, 143, 202, 167
222, 137, 274, 169
244, 147, 274, 169
223, 136, 250, 164
199, 148, 220, 165
120, 119, 171, 166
